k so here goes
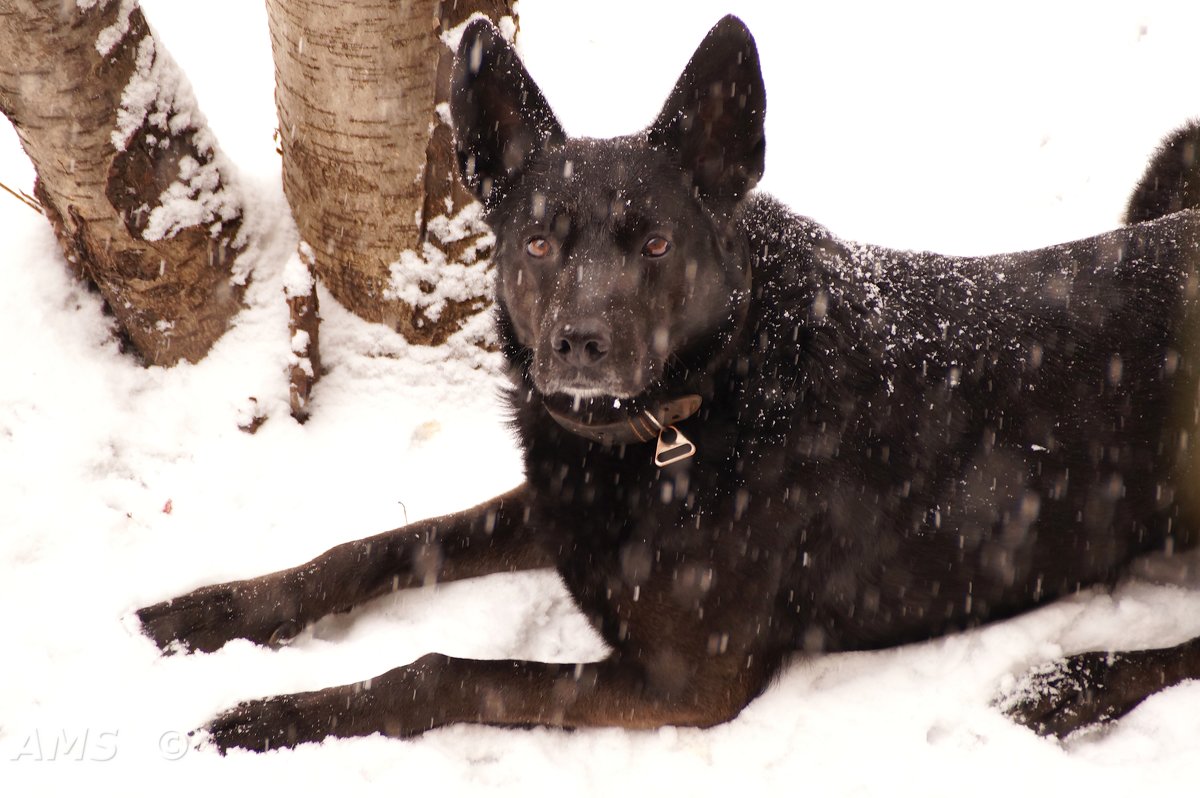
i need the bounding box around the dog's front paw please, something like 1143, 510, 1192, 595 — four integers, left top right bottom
208, 692, 334, 753
136, 578, 302, 654
997, 651, 1136, 738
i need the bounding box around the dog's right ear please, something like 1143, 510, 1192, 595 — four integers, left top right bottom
451, 20, 565, 207
649, 16, 766, 207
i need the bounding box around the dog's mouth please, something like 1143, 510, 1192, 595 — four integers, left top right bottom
529, 341, 662, 412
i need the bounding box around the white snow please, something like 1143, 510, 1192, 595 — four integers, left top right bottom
107, 18, 251, 278
386, 202, 495, 327
3, 1, 1200, 795
141, 150, 240, 243
93, 0, 136, 57
441, 12, 518, 52
111, 34, 160, 151
282, 242, 315, 299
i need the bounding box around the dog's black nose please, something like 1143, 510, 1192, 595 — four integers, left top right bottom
553, 320, 611, 367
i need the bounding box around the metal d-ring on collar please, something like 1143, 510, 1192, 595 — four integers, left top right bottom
641, 407, 699, 467
545, 394, 701, 466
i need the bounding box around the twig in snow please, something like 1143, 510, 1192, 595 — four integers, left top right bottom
0, 179, 42, 214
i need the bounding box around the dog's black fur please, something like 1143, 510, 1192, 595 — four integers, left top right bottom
1125, 120, 1200, 225
138, 17, 1200, 750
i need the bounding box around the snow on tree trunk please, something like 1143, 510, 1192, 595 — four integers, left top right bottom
285, 243, 320, 422
265, 0, 512, 349
0, 0, 250, 366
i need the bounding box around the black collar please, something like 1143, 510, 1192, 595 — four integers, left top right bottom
545, 394, 702, 448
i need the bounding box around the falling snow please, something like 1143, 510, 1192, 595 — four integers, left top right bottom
2, 1, 1200, 795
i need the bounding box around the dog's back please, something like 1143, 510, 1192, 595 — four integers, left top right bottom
1126, 121, 1200, 224
737, 194, 1200, 650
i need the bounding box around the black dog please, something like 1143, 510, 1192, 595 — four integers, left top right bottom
138, 17, 1200, 750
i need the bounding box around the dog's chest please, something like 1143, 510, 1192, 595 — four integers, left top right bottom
547, 479, 805, 655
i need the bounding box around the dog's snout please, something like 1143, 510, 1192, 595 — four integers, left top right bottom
553, 320, 611, 367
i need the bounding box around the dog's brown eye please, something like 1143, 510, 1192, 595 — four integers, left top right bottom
642, 236, 672, 258
526, 237, 552, 258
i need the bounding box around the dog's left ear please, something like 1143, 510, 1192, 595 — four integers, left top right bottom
649, 16, 766, 206
451, 19, 565, 207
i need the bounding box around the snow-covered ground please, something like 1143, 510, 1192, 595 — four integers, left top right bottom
3, 1, 1200, 795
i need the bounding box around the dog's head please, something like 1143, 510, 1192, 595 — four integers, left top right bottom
451, 17, 765, 424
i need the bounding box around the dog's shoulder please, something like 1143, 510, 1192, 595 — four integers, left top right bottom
736, 192, 987, 373
739, 194, 830, 278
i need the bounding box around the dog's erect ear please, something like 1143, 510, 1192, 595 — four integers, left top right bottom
451, 19, 565, 207
649, 16, 765, 205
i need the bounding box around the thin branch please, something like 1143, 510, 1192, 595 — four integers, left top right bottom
0, 179, 43, 214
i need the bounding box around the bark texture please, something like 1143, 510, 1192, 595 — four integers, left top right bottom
266, 0, 512, 346
0, 0, 248, 365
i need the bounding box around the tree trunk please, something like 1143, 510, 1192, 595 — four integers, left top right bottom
0, 0, 249, 365
1, 0, 508, 419
266, 0, 513, 348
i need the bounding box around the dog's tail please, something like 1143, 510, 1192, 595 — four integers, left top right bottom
1124, 120, 1200, 224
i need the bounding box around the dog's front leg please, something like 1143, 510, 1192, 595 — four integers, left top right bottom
137, 486, 548, 653
207, 652, 765, 752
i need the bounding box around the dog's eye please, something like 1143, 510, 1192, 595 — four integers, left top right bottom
642, 236, 672, 258
525, 237, 552, 258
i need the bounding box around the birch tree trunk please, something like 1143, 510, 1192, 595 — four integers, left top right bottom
0, 0, 249, 365
266, 0, 513, 349
1, 0, 509, 419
